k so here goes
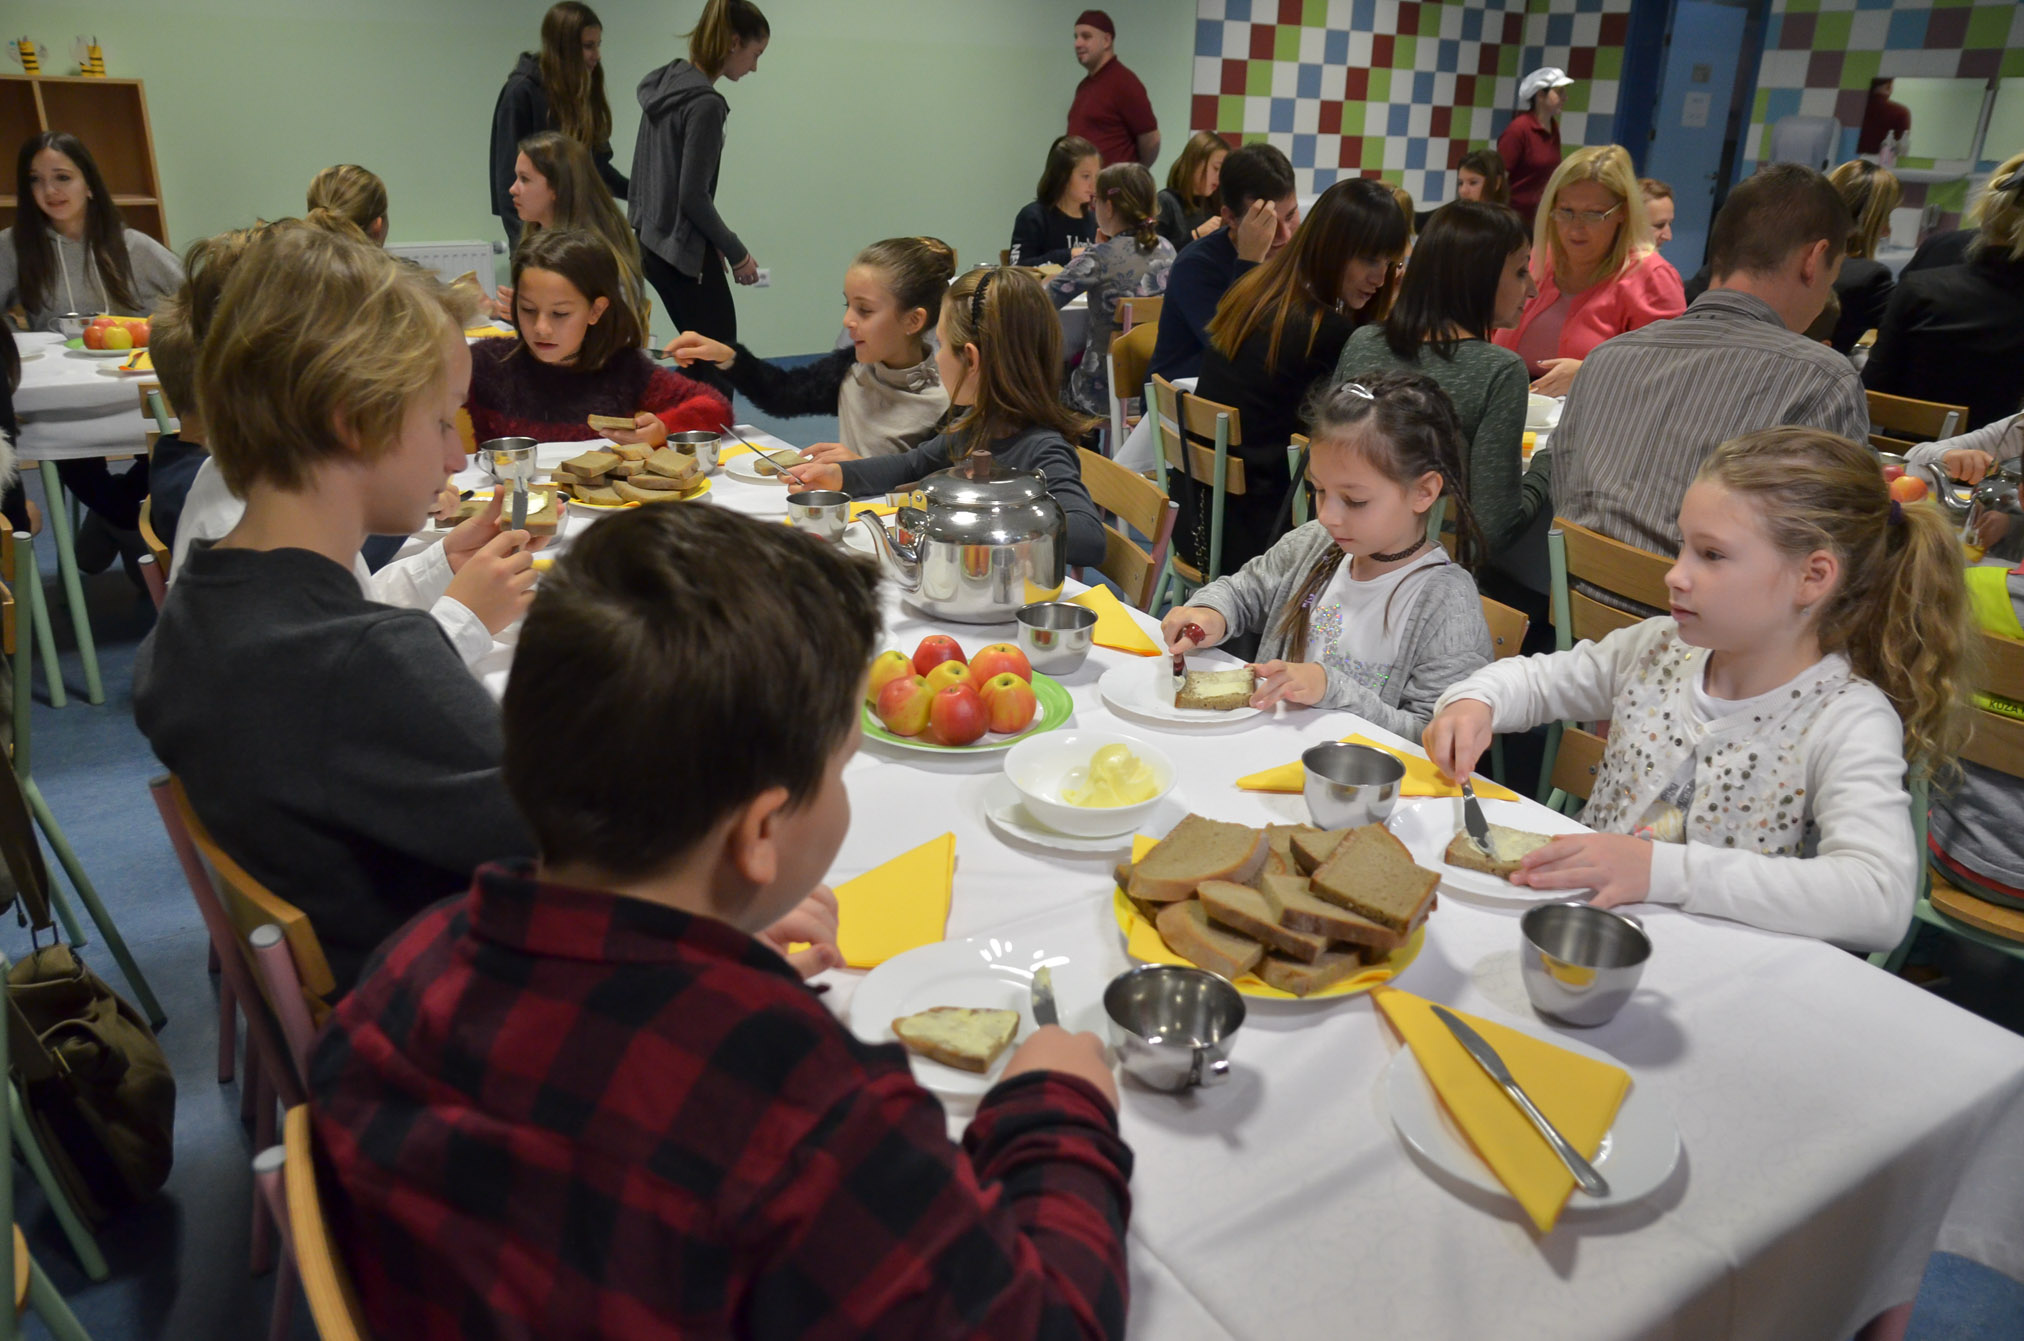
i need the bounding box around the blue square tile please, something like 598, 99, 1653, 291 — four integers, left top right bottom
1766, 88, 1804, 123
1324, 28, 1349, 64
1436, 38, 1460, 73
1885, 8, 1927, 48
1271, 97, 1296, 133
1312, 168, 1339, 192
1462, 8, 1483, 42
1195, 18, 1225, 59
1292, 134, 1317, 169
1577, 0, 1604, 13
1414, 70, 1435, 102
1855, 0, 1892, 10
1298, 62, 1322, 99
1406, 139, 1428, 171
1225, 0, 1251, 20
1547, 13, 1575, 46
1388, 102, 1411, 136
1764, 14, 1781, 47
1354, 0, 1375, 30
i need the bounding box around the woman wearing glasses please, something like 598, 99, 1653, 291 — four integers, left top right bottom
1493, 145, 1685, 397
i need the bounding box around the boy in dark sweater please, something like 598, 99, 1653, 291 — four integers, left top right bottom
1146, 142, 1300, 382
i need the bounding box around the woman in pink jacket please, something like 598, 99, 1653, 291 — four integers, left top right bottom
1494, 145, 1684, 397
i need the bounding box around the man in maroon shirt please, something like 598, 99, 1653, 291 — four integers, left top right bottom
311, 505, 1134, 1340
1500, 66, 1573, 227
1857, 78, 1911, 156
1068, 9, 1158, 167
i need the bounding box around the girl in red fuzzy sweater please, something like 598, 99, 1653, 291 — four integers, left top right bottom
467, 227, 727, 446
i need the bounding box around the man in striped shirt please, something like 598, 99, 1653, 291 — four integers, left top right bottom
1525, 164, 1869, 563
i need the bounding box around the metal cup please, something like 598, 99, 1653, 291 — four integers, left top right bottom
785, 490, 851, 543
1015, 601, 1097, 675
1518, 901, 1652, 1027
1103, 965, 1244, 1091
667, 428, 721, 472
1302, 742, 1406, 829
55, 313, 88, 341
480, 435, 538, 481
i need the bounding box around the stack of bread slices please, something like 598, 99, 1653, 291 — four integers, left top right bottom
554, 444, 702, 506
1117, 815, 1438, 996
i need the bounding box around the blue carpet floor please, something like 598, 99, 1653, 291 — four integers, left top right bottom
9, 377, 2024, 1339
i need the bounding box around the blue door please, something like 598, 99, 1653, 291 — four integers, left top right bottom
1643, 0, 1752, 275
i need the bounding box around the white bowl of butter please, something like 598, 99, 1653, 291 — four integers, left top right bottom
1004, 732, 1176, 838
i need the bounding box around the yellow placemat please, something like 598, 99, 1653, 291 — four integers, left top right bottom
832, 833, 955, 969
1070, 585, 1161, 656
464, 325, 515, 339
1235, 734, 1519, 800
1374, 988, 1629, 1233
120, 349, 153, 372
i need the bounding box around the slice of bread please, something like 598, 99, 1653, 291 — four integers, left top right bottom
610, 442, 652, 462
892, 1007, 1020, 1073
1290, 827, 1347, 875
1257, 948, 1371, 997
1310, 825, 1439, 935
615, 478, 688, 505
1154, 899, 1265, 981
562, 449, 622, 479
1263, 825, 1320, 876
1175, 668, 1256, 711
574, 484, 627, 507
754, 450, 808, 477
645, 447, 700, 480
1198, 880, 1329, 963
1258, 871, 1405, 949
620, 470, 691, 492
1444, 824, 1556, 877
1126, 814, 1267, 903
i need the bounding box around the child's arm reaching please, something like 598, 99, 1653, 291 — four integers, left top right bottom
1425, 619, 1659, 779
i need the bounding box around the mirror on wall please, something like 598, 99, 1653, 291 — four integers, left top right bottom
1884, 76, 1987, 162
1983, 78, 2024, 168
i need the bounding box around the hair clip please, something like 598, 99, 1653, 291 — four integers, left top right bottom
970, 272, 992, 330
1996, 170, 2024, 194
1337, 382, 1376, 403
1889, 498, 1904, 526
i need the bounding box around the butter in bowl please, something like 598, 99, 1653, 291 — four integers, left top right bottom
1004, 732, 1176, 838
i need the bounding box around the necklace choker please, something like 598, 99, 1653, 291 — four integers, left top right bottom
1366, 537, 1427, 564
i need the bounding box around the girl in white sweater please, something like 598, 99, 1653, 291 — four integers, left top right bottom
1424, 427, 1970, 950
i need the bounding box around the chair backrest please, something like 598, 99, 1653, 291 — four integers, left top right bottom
138, 498, 170, 604
1549, 726, 1608, 802
1117, 295, 1164, 333
1076, 447, 1175, 610
1966, 631, 2024, 778
1548, 520, 1673, 649
1867, 389, 1966, 444
139, 382, 175, 433
1148, 377, 1247, 492
1109, 323, 1157, 413
1482, 597, 1529, 660
283, 1105, 373, 1341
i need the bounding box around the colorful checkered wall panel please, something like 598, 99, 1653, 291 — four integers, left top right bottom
1191, 0, 1632, 207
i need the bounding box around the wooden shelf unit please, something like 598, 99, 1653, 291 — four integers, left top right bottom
0, 75, 167, 246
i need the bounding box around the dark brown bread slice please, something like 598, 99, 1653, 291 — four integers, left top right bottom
1257, 871, 1405, 949
1154, 899, 1265, 981
1310, 825, 1439, 934
1290, 827, 1348, 875
1127, 815, 1267, 903
614, 478, 688, 505
1257, 948, 1372, 997
1197, 880, 1329, 963
621, 471, 693, 492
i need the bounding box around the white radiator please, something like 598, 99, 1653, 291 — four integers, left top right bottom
385, 241, 499, 295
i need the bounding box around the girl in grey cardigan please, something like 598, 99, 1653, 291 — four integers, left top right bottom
1162, 373, 1493, 738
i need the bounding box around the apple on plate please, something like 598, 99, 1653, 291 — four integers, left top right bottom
968, 643, 1032, 684
912, 634, 966, 678
875, 675, 933, 737
923, 661, 974, 694
102, 326, 133, 351
1888, 474, 1928, 504
81, 325, 106, 350
977, 672, 1037, 734
129, 321, 150, 347
927, 683, 988, 746
866, 650, 914, 705
1881, 464, 1906, 483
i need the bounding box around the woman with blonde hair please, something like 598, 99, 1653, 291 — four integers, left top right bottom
1157, 130, 1228, 249
507, 130, 645, 323
1493, 144, 1685, 396
306, 165, 388, 245
490, 2, 626, 249
1822, 159, 1900, 354
1047, 162, 1174, 416
1866, 151, 2024, 429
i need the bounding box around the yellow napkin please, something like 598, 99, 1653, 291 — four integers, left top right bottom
719, 441, 755, 460
464, 324, 515, 339
121, 349, 153, 372
1235, 734, 1519, 800
1070, 584, 1161, 656
1375, 988, 1630, 1233
832, 833, 955, 969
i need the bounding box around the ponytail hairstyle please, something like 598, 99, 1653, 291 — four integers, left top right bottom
306, 165, 389, 243
1697, 428, 1972, 771
1276, 371, 1484, 649
1458, 149, 1509, 205
687, 0, 770, 80
1098, 162, 1160, 252
515, 130, 646, 321
853, 236, 957, 336
1968, 150, 2024, 265
1036, 135, 1100, 209
940, 268, 1097, 450
509, 227, 644, 372
12, 131, 139, 315
1166, 130, 1228, 212
538, 2, 613, 151
1827, 159, 1901, 260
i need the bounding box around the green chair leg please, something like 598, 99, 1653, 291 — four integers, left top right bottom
42, 869, 88, 952
8, 1087, 108, 1283
36, 463, 104, 707
21, 779, 164, 1028
16, 542, 65, 713
26, 1255, 98, 1340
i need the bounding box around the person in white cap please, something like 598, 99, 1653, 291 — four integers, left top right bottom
1500, 67, 1575, 227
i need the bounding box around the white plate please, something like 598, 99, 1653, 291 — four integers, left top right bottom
65, 345, 135, 360
849, 937, 1110, 1098
1387, 796, 1594, 902
979, 773, 1187, 853
1524, 393, 1563, 432
1382, 1014, 1680, 1211
725, 449, 806, 485
18, 350, 42, 363
1097, 659, 1262, 726
94, 361, 154, 378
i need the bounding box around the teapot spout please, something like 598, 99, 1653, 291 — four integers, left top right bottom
853, 509, 923, 592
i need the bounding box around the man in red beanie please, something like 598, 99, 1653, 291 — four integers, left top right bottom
1068, 10, 1159, 167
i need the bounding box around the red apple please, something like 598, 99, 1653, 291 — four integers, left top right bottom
88, 316, 114, 331
928, 683, 989, 746
866, 650, 914, 705
1888, 474, 1928, 504
969, 642, 1032, 684
81, 325, 106, 350
923, 661, 973, 694
875, 675, 933, 736
912, 634, 966, 678
130, 321, 150, 348
978, 672, 1038, 733
1881, 464, 1905, 483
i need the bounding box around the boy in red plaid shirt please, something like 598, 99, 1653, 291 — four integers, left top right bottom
310, 504, 1133, 1339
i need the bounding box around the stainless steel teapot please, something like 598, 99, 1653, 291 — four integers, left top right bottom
854, 449, 1066, 623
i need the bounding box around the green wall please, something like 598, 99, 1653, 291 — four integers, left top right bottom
15, 0, 1193, 352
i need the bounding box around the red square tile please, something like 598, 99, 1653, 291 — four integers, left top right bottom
1250, 24, 1276, 60
1221, 58, 1248, 96
1780, 13, 1815, 50
1456, 74, 1477, 105
1569, 48, 1594, 80
1319, 101, 1342, 136
1600, 12, 1629, 46
1449, 141, 1471, 169
1344, 67, 1370, 101
1835, 89, 1868, 129
1278, 0, 1304, 24
1925, 8, 1969, 49
1339, 138, 1363, 169
1431, 105, 1452, 138
1397, 2, 1419, 37
1478, 45, 1500, 76
1191, 94, 1223, 132
1959, 48, 2000, 81
1807, 50, 1844, 90
1503, 14, 1523, 45
1373, 34, 1394, 67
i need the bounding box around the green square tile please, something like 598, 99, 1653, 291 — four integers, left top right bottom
1217, 95, 1246, 131
1499, 47, 1520, 77
1564, 84, 1591, 113
1784, 0, 1818, 12
2003, 48, 2024, 79
1247, 59, 1274, 96
1753, 88, 1771, 119
1930, 182, 1968, 213
1362, 136, 1386, 166
1302, 0, 1326, 24
1395, 35, 1417, 68
1274, 26, 1301, 62
1340, 103, 1365, 136
1368, 67, 1391, 101
1814, 13, 1851, 48
1842, 49, 1880, 90
1966, 6, 2013, 46
1241, 132, 1269, 146
1593, 46, 1623, 81
1474, 77, 1498, 107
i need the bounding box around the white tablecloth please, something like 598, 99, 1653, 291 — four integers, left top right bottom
11, 330, 157, 461
411, 423, 2024, 1340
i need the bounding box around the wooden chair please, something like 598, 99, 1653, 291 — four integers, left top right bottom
1867, 389, 1966, 448
1543, 726, 1608, 813
1147, 377, 1247, 604
1481, 596, 1530, 786
1286, 434, 1310, 527
1105, 322, 1158, 459
138, 382, 174, 434
137, 501, 169, 610
1540, 520, 1673, 803
1116, 295, 1164, 333
254, 1106, 372, 1341
1076, 448, 1176, 611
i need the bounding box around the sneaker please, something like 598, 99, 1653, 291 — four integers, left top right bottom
74, 513, 119, 575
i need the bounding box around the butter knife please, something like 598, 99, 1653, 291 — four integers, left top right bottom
509, 479, 528, 532
1030, 965, 1059, 1028
1430, 1004, 1610, 1198
1460, 777, 1490, 852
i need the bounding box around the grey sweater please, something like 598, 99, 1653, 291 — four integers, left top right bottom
0, 228, 183, 332
629, 60, 746, 277
1191, 521, 1492, 737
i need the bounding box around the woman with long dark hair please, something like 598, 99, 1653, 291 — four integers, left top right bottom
490, 2, 626, 249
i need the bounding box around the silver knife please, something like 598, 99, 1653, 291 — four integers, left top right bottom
509, 479, 529, 532
1430, 1004, 1610, 1198
1030, 965, 1059, 1028
1461, 778, 1490, 852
